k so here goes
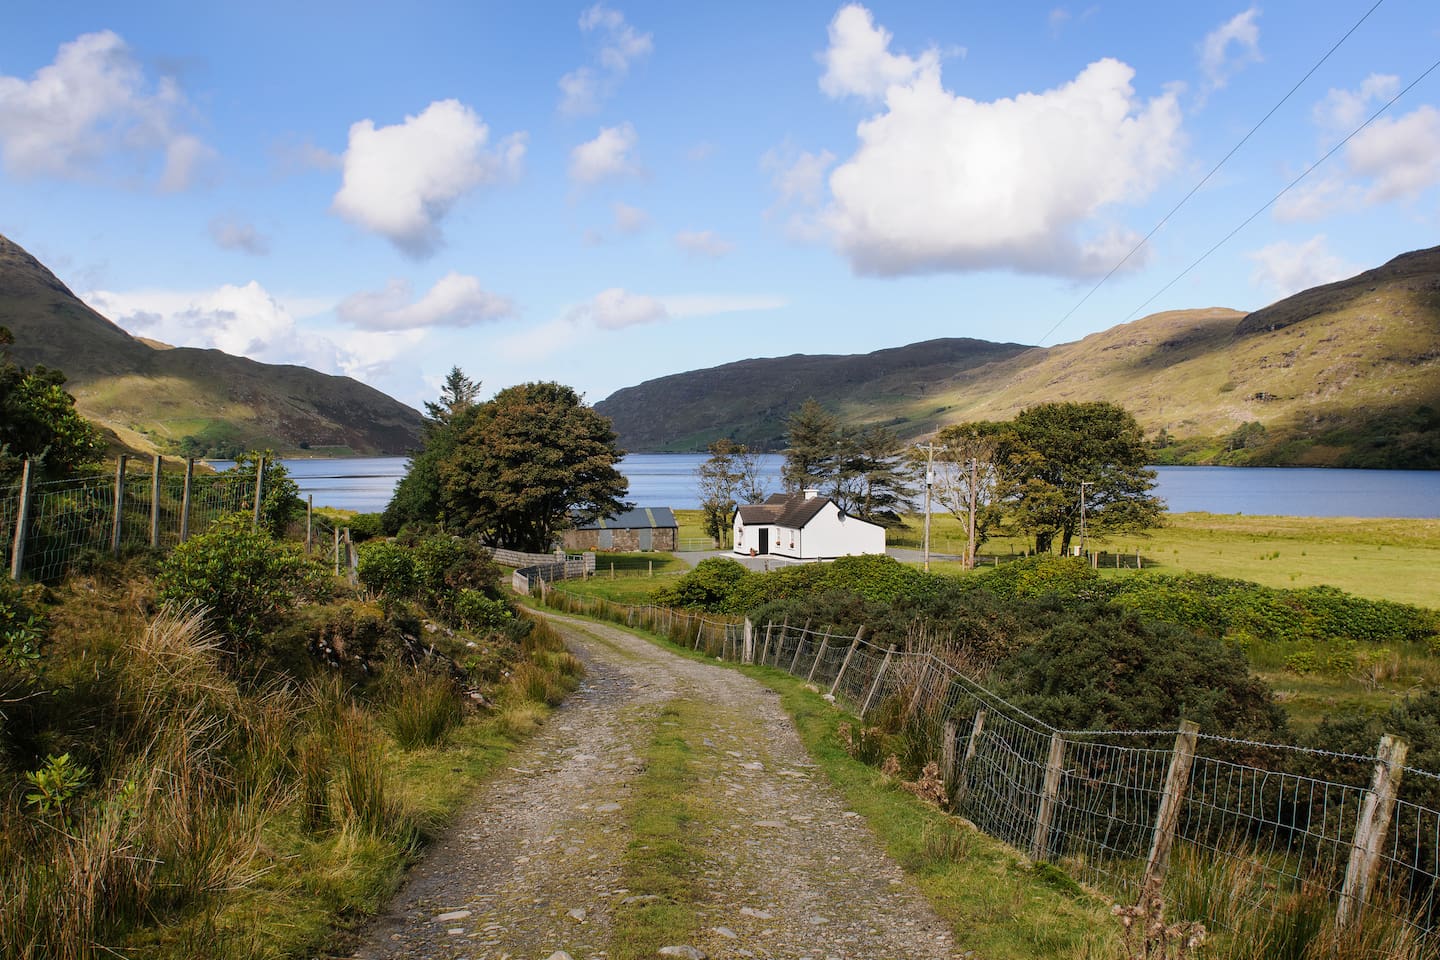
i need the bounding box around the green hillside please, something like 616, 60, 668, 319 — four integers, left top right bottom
0, 234, 423, 457
597, 247, 1440, 467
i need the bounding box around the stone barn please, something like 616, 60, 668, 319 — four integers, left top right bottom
563, 507, 678, 552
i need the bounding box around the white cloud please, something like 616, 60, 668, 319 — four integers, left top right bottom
0, 30, 211, 187
1314, 73, 1399, 132
81, 282, 423, 382
1248, 235, 1358, 298
559, 5, 653, 115
613, 201, 650, 234
819, 4, 939, 101
674, 230, 734, 258
763, 145, 836, 208
336, 273, 514, 331
1199, 7, 1262, 95
569, 287, 668, 330
820, 22, 1182, 278
331, 99, 525, 257
1346, 105, 1440, 203
569, 122, 639, 184
210, 217, 270, 255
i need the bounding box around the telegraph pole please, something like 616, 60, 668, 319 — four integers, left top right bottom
919, 441, 935, 572
1079, 480, 1093, 558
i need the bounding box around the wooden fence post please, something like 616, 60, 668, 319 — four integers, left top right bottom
149, 456, 162, 548
806, 635, 829, 684
760, 621, 773, 666
787, 628, 807, 676
111, 455, 128, 557
1141, 720, 1201, 900
333, 525, 341, 575
345, 528, 357, 586
952, 708, 988, 810
179, 458, 194, 543
904, 659, 932, 721
860, 644, 897, 719
1337, 734, 1409, 929
251, 456, 265, 532
1030, 731, 1067, 863
940, 717, 959, 803
829, 627, 866, 699
305, 495, 313, 553
9, 459, 32, 581
742, 618, 754, 664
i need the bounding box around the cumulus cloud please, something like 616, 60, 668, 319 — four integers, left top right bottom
819, 4, 939, 101
569, 122, 639, 184
331, 99, 525, 257
1279, 82, 1440, 220
0, 30, 212, 187
210, 217, 270, 255
1248, 235, 1359, 298
674, 230, 734, 258
818, 11, 1182, 278
558, 5, 653, 115
81, 282, 423, 382
568, 287, 668, 330
336, 273, 514, 331
1199, 7, 1262, 95
613, 201, 650, 234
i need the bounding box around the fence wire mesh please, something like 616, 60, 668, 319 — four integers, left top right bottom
539, 585, 1440, 946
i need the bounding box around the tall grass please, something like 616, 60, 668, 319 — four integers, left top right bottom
385, 669, 463, 749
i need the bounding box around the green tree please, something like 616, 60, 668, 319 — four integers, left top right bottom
439, 382, 630, 552
930, 424, 1007, 566
696, 439, 768, 547
227, 451, 303, 536
831, 424, 916, 526
0, 326, 103, 481
384, 370, 482, 534
985, 402, 1164, 555
780, 398, 840, 494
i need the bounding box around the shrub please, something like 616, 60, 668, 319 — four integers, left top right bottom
453, 589, 513, 631
967, 555, 1104, 601
155, 516, 321, 654
652, 557, 756, 614
356, 540, 417, 600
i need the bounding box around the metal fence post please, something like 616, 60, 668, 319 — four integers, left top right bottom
9, 459, 32, 581
1337, 734, 1409, 929
829, 627, 866, 699
860, 644, 897, 719
110, 455, 128, 557
149, 456, 162, 548
1141, 720, 1200, 900
1030, 731, 1067, 863
179, 458, 194, 543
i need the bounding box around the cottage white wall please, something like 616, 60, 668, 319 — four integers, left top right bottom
798, 502, 885, 558
732, 516, 773, 555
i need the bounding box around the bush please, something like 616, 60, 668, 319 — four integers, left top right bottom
453, 589, 513, 631
994, 604, 1288, 739
652, 557, 757, 614
155, 516, 322, 654
357, 540, 417, 600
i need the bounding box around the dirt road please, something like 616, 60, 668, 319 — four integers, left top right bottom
349, 612, 963, 960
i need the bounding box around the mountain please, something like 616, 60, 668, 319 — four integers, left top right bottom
597, 247, 1440, 468
0, 234, 424, 458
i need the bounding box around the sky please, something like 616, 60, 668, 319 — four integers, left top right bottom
2, 2, 1438, 412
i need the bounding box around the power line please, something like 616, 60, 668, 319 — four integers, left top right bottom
1035, 0, 1387, 346
1123, 53, 1440, 323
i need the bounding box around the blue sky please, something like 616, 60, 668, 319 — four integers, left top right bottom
2, 2, 1438, 411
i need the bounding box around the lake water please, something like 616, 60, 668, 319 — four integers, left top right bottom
252, 455, 1440, 519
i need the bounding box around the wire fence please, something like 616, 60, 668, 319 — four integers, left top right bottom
539, 582, 1440, 947
3, 458, 342, 583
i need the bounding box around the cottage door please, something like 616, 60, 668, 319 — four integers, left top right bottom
758, 529, 769, 554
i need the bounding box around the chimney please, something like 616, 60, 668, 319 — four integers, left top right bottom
803, 487, 819, 500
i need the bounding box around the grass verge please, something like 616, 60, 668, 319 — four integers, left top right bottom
609, 699, 714, 960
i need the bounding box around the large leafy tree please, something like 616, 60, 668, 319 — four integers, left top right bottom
831, 424, 916, 526
929, 424, 1006, 566
0, 326, 103, 481
696, 439, 766, 548
984, 401, 1164, 555
383, 370, 483, 534
439, 382, 630, 552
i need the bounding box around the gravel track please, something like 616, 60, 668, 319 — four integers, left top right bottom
347, 612, 964, 960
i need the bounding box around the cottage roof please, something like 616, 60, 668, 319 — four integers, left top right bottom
573, 506, 678, 531
736, 492, 832, 528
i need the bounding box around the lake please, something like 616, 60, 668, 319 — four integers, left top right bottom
256, 455, 1440, 518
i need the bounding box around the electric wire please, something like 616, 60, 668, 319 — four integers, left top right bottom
1035, 0, 1387, 345
1123, 53, 1440, 323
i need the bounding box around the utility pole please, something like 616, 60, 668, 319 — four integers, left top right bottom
966, 457, 978, 570
918, 441, 935, 573
1079, 480, 1092, 558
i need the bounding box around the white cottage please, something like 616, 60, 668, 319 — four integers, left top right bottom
733, 489, 886, 561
